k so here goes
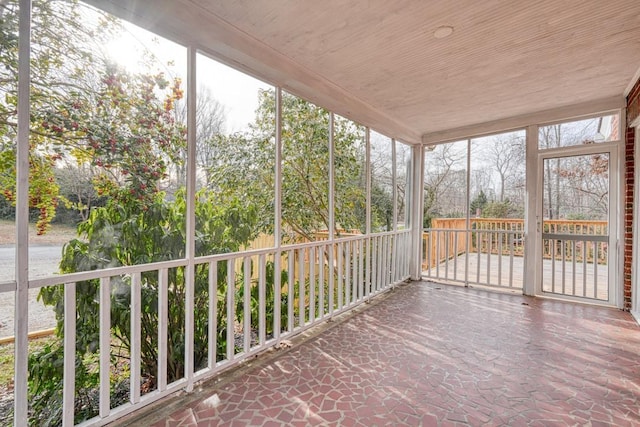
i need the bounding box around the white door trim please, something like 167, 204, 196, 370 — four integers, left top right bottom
536, 142, 620, 306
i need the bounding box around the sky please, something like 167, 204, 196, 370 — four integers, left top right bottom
104, 20, 271, 133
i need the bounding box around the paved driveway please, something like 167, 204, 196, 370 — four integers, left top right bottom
0, 245, 62, 338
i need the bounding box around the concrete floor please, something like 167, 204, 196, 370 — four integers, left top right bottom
118, 281, 640, 426
424, 253, 609, 301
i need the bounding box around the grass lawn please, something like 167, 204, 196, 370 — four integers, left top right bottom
0, 220, 77, 246
0, 335, 57, 390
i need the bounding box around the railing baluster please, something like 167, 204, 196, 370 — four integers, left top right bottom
583, 240, 587, 297
243, 257, 252, 352
561, 241, 566, 295
509, 233, 514, 288
318, 245, 325, 319
381, 236, 387, 289
445, 231, 450, 279
345, 241, 351, 306
131, 272, 141, 404
594, 242, 599, 299
354, 239, 360, 302
369, 238, 376, 297
226, 259, 235, 361
392, 235, 398, 283
329, 243, 335, 314
337, 242, 343, 310
299, 248, 305, 328
387, 235, 392, 285
358, 237, 372, 298
158, 269, 168, 389
497, 231, 502, 285
274, 253, 281, 341
309, 246, 316, 321
99, 277, 111, 418
435, 231, 440, 278
426, 232, 432, 276
382, 235, 387, 289
288, 250, 295, 332
258, 254, 267, 346
453, 231, 458, 281
551, 239, 556, 293
476, 231, 481, 283
63, 282, 76, 427
208, 263, 217, 369
572, 240, 577, 296
377, 236, 384, 291
486, 233, 492, 285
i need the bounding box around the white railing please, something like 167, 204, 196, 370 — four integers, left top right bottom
6, 230, 410, 426
422, 228, 525, 289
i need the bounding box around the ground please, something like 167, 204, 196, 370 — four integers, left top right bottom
0, 220, 76, 425
0, 219, 76, 246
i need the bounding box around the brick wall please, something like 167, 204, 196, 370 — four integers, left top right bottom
624, 77, 640, 310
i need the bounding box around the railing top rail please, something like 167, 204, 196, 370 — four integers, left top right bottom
423, 228, 524, 234
541, 219, 607, 225
23, 229, 412, 290
429, 217, 607, 226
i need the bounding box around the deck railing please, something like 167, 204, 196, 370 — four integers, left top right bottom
5, 230, 410, 426
422, 218, 607, 288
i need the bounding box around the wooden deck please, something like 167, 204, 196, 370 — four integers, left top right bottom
423, 253, 609, 301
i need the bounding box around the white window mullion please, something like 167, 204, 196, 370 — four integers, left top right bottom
184, 45, 197, 391
14, 1, 32, 424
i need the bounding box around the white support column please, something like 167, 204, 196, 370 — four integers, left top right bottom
524, 124, 539, 296
365, 128, 371, 235
409, 144, 425, 280
365, 128, 371, 296
14, 1, 31, 425
328, 113, 335, 313
184, 45, 197, 391
465, 139, 471, 286
274, 89, 283, 338
274, 88, 282, 247
329, 113, 335, 238
392, 139, 397, 231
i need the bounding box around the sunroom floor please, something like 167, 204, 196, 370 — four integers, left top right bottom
118, 281, 640, 426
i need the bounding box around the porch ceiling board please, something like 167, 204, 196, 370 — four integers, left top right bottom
89, 0, 640, 143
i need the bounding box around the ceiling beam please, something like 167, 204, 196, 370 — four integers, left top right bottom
421, 96, 624, 145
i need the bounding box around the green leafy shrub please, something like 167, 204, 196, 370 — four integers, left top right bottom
28, 189, 259, 425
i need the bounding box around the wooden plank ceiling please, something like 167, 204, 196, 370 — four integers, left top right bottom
92, 0, 640, 144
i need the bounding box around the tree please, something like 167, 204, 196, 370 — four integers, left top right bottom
483, 133, 525, 202
539, 119, 602, 219
423, 142, 466, 227
54, 161, 103, 223
470, 190, 487, 217
204, 89, 369, 241
0, 0, 121, 233
171, 85, 227, 190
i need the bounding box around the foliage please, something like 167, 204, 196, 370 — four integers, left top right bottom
470, 190, 488, 216
30, 189, 259, 424
205, 89, 370, 242
0, 0, 121, 233
481, 200, 511, 218
236, 260, 289, 338
0, 0, 185, 231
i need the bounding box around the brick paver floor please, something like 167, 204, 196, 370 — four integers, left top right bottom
123, 281, 640, 426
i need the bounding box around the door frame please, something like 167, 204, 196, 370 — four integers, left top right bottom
632, 122, 640, 321
534, 142, 620, 306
